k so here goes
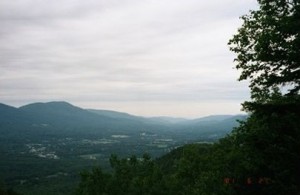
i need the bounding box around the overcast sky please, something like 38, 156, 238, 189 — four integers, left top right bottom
0, 0, 258, 118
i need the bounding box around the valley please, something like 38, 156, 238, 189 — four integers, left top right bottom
0, 101, 245, 194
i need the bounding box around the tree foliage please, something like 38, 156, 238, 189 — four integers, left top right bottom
228, 0, 300, 101
75, 154, 171, 195
227, 96, 300, 194
227, 0, 300, 194
75, 145, 238, 195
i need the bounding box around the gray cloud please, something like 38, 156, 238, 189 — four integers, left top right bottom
0, 0, 257, 117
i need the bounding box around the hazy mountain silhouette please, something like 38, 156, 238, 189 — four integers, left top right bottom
0, 101, 246, 139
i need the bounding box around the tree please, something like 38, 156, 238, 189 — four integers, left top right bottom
228, 0, 300, 101
226, 97, 300, 194
227, 1, 300, 194
76, 167, 109, 195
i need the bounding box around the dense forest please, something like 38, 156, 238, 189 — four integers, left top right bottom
75, 0, 300, 194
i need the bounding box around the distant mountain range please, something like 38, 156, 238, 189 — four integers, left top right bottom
0, 101, 247, 140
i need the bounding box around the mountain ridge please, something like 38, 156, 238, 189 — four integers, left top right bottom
0, 101, 246, 138
1, 101, 245, 122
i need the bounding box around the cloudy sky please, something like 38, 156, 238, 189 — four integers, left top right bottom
0, 0, 258, 118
